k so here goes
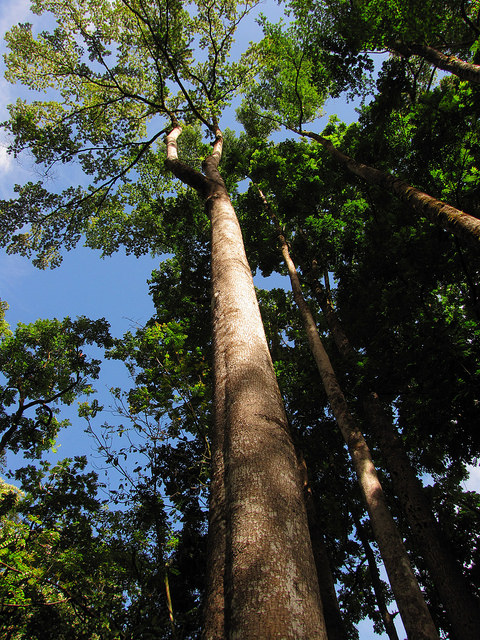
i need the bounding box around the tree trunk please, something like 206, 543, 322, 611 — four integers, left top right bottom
390, 40, 480, 84
166, 126, 327, 639
202, 333, 227, 639
363, 392, 480, 640
257, 189, 439, 640
306, 266, 480, 640
352, 512, 400, 640
295, 129, 480, 247
298, 453, 349, 640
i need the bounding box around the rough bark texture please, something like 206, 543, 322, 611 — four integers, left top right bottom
166, 127, 326, 639
306, 267, 480, 640
260, 194, 439, 639
298, 129, 480, 247
391, 40, 480, 84
208, 173, 325, 640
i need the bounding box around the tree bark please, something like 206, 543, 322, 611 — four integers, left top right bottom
306, 266, 480, 640
295, 129, 480, 248
202, 322, 228, 639
390, 40, 480, 84
166, 126, 327, 639
258, 189, 439, 640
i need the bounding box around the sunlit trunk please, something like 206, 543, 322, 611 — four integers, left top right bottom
297, 129, 480, 247
364, 392, 480, 640
307, 267, 480, 640
166, 126, 327, 639
259, 190, 439, 640
391, 41, 480, 84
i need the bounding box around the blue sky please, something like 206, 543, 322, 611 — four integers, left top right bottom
1, 2, 478, 638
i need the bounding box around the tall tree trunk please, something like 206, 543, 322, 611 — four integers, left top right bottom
293, 128, 480, 247
257, 188, 439, 640
363, 392, 480, 640
306, 266, 480, 640
165, 125, 327, 639
298, 453, 350, 640
390, 40, 480, 84
202, 330, 227, 639
352, 512, 400, 640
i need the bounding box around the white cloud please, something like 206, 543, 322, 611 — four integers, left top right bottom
465, 464, 480, 492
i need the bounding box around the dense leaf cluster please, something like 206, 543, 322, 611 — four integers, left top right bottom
2, 0, 480, 637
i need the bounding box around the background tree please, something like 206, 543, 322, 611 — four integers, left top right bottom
0, 316, 112, 458
3, 0, 480, 638
289, 0, 480, 84
1, 1, 327, 636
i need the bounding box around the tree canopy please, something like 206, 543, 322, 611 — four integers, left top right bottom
2, 0, 480, 638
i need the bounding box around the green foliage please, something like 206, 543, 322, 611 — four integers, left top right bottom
0, 457, 127, 639
241, 19, 327, 130
3, 1, 480, 637
0, 301, 12, 340
287, 0, 375, 99
0, 316, 112, 457
1, 0, 256, 267
1, 442, 205, 639
291, 0, 480, 59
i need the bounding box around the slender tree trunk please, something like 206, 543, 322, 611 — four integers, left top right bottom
390, 40, 480, 84
306, 266, 480, 640
166, 126, 327, 639
298, 453, 349, 640
363, 392, 480, 640
257, 188, 439, 640
307, 267, 355, 367
352, 512, 400, 640
294, 128, 480, 247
